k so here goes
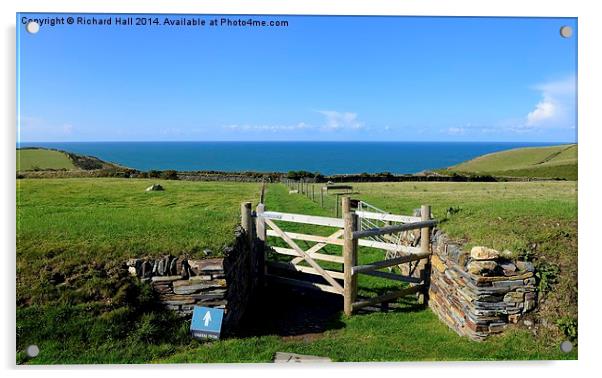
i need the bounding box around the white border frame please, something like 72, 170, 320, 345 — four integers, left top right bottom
2, 1, 599, 377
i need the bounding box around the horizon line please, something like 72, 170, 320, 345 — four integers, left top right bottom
16, 140, 577, 144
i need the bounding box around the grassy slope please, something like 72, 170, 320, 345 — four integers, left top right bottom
17, 149, 76, 171
16, 179, 577, 363
447, 144, 577, 180
17, 179, 261, 304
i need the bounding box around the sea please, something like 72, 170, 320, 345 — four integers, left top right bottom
17, 141, 558, 175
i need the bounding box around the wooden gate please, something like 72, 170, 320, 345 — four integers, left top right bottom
244, 197, 437, 316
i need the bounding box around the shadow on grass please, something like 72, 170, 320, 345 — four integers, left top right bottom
355, 285, 428, 315
233, 284, 345, 338
233, 279, 426, 338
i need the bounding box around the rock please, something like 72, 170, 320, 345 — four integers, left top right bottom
500, 250, 514, 259
180, 262, 191, 279
446, 244, 464, 264
466, 260, 498, 275
523, 292, 537, 312
188, 258, 224, 274
503, 291, 524, 303
523, 319, 533, 327
488, 322, 507, 333
151, 275, 183, 282
431, 254, 446, 273
157, 259, 165, 275
189, 275, 213, 281
128, 266, 137, 276
500, 262, 517, 276
126, 258, 141, 267
145, 184, 164, 192
524, 277, 536, 286
158, 294, 196, 305
516, 261, 535, 272
141, 261, 153, 278
169, 257, 178, 275
470, 246, 500, 260
508, 314, 520, 324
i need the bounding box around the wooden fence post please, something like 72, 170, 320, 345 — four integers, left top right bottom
420, 204, 431, 253
241, 201, 254, 245
343, 197, 358, 316
320, 186, 324, 208
256, 203, 267, 284
419, 204, 432, 305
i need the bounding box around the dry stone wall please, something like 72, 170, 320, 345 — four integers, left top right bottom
126, 226, 261, 332
427, 229, 537, 341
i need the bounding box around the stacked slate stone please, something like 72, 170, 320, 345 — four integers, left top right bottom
127, 256, 227, 316
427, 230, 537, 341
125, 226, 261, 330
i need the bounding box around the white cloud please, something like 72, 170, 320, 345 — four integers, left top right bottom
446, 127, 465, 135
222, 110, 366, 134
223, 122, 311, 132
317, 110, 364, 130
524, 75, 576, 129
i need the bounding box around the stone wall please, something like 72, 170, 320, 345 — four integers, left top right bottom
427, 229, 537, 341
126, 226, 261, 332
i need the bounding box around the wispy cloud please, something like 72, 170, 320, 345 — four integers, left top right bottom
222, 110, 366, 134
446, 127, 466, 135
223, 122, 312, 132
317, 110, 364, 130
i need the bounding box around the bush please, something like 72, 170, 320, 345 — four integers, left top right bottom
287, 170, 319, 180
160, 170, 179, 180
556, 316, 578, 341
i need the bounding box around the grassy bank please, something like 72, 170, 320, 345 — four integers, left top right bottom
17, 149, 76, 171
17, 179, 577, 363
442, 144, 577, 180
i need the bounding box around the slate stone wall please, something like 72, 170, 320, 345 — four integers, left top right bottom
126, 226, 261, 332
427, 230, 537, 341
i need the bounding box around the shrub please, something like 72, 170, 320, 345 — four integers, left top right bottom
536, 261, 560, 293
556, 316, 578, 341
160, 170, 179, 180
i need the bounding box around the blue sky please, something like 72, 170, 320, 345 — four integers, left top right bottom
17, 14, 577, 143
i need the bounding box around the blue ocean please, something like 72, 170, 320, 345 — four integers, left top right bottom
17, 141, 557, 175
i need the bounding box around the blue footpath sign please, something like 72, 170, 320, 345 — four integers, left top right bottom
190, 306, 224, 340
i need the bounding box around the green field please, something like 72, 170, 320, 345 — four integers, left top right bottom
445, 144, 577, 180
17, 149, 76, 171
16, 178, 577, 363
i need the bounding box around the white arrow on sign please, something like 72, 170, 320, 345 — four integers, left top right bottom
203, 311, 212, 327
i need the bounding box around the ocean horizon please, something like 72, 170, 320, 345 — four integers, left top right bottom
16, 141, 570, 175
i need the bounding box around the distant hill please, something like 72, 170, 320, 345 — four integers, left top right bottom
16, 147, 123, 172
445, 144, 577, 180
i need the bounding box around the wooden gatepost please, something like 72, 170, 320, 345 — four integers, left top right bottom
250, 197, 436, 316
